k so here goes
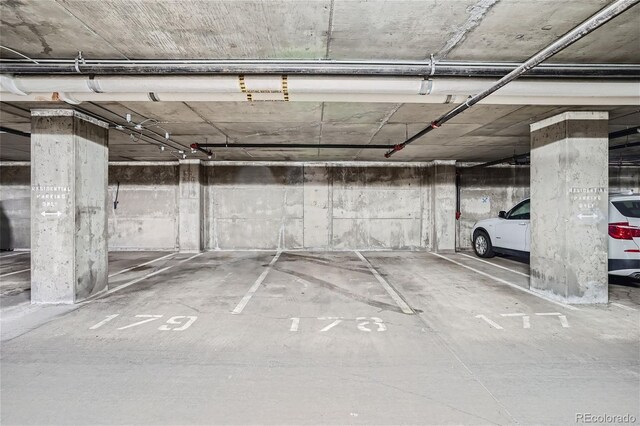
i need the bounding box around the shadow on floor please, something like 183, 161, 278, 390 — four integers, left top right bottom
488, 254, 638, 288
609, 275, 640, 288
495, 253, 530, 265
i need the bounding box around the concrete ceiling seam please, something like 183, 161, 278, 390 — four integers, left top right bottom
324, 0, 335, 59
231, 122, 322, 140
53, 0, 130, 60
180, 102, 256, 160
436, 0, 501, 60
353, 103, 403, 160
181, 102, 233, 139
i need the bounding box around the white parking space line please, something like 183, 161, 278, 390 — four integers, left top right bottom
430, 252, 579, 311
355, 251, 415, 315
89, 314, 119, 330
501, 313, 531, 328
108, 252, 177, 278
231, 251, 282, 315
611, 302, 638, 311
535, 312, 570, 327
0, 268, 30, 278
475, 314, 504, 329
0, 251, 29, 259
458, 252, 530, 277
102, 253, 203, 297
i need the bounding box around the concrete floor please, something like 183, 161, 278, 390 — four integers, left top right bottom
1, 250, 638, 425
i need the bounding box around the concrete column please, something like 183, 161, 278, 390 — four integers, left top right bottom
31, 109, 109, 304
431, 160, 457, 252
530, 111, 609, 304
178, 159, 203, 252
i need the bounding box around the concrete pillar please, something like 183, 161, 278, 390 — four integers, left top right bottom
530, 111, 609, 304
178, 159, 203, 252
431, 160, 457, 252
31, 109, 108, 303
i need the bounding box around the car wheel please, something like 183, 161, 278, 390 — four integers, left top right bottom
473, 231, 495, 258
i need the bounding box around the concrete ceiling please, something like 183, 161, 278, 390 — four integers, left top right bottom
0, 0, 638, 163
1, 101, 638, 162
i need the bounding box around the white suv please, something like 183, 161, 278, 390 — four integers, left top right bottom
471, 192, 640, 279
608, 193, 640, 277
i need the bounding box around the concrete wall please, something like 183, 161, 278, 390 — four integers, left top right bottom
456, 164, 640, 250
330, 166, 427, 250
205, 165, 304, 250
457, 165, 531, 250
108, 165, 179, 250
0, 164, 179, 251
204, 164, 433, 250
3, 162, 637, 252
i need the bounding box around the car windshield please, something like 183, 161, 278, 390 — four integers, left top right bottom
613, 200, 640, 218
507, 200, 530, 220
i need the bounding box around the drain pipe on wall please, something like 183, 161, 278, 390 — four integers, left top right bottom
456, 171, 462, 221
384, 0, 640, 158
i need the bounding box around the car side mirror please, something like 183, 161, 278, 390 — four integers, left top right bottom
498, 211, 507, 219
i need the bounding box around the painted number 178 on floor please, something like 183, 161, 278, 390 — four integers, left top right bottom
289, 317, 387, 332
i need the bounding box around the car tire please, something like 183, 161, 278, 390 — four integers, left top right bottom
473, 231, 495, 258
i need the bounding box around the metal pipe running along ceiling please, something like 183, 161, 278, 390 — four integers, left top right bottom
190, 143, 395, 152
0, 59, 638, 78
384, 0, 640, 158
469, 128, 640, 169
